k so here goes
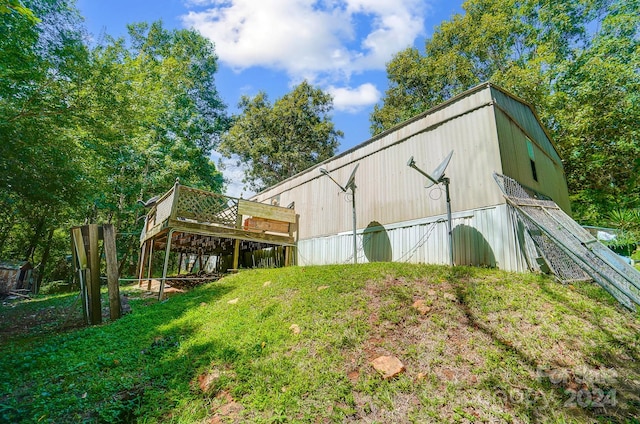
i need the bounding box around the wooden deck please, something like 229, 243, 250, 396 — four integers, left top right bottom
141, 182, 296, 248
138, 181, 298, 298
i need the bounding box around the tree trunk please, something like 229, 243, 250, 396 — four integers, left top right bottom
34, 227, 55, 294
0, 217, 16, 256
118, 249, 129, 277
24, 216, 46, 261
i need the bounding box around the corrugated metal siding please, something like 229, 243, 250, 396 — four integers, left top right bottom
296, 204, 529, 272
245, 83, 570, 272
254, 86, 506, 239
493, 107, 571, 213
489, 87, 563, 166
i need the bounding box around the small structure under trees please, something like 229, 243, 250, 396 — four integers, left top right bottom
0, 260, 33, 295
137, 180, 297, 298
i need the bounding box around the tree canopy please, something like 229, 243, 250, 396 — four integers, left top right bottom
0, 0, 39, 22
371, 0, 639, 225
219, 81, 342, 192
0, 1, 229, 282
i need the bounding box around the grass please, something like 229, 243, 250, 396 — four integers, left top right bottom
1, 263, 639, 423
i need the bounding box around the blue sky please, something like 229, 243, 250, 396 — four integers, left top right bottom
76, 0, 464, 196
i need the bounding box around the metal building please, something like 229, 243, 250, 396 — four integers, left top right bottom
252, 82, 570, 271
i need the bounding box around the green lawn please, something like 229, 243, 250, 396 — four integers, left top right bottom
1, 263, 639, 423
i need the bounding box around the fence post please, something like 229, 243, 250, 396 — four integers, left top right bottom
87, 224, 102, 325
103, 224, 121, 321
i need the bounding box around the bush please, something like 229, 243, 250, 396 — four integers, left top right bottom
631, 246, 640, 262
39, 280, 78, 295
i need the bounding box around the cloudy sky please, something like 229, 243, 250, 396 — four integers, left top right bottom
77, 0, 463, 196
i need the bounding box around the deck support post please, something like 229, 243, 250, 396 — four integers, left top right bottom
232, 240, 240, 270
159, 229, 174, 300
137, 242, 147, 288
146, 242, 154, 291
87, 224, 102, 325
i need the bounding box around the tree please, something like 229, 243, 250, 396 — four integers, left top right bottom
0, 0, 39, 22
0, 4, 230, 283
371, 0, 639, 224
606, 209, 640, 256
219, 81, 342, 192
82, 22, 228, 206
77, 21, 229, 274
548, 1, 640, 221
0, 0, 89, 263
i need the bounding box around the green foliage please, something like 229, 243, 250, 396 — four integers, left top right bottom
77, 21, 229, 271
0, 0, 89, 266
219, 80, 342, 191
371, 0, 639, 223
550, 1, 640, 221
606, 209, 640, 253
0, 1, 229, 283
0, 0, 39, 22
1, 264, 638, 423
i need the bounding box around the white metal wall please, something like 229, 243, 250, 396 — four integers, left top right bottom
296, 204, 529, 272
249, 83, 568, 273
254, 86, 506, 240
493, 107, 571, 213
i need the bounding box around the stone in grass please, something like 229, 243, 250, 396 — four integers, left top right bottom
227, 298, 239, 304
443, 292, 457, 302
370, 355, 406, 379
263, 280, 271, 287
412, 299, 431, 315
317, 285, 330, 291
289, 324, 301, 334
197, 370, 220, 392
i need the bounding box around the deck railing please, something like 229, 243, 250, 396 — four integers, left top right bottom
174, 185, 239, 227
142, 181, 296, 242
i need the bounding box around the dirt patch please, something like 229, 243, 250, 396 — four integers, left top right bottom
0, 291, 135, 343
168, 272, 224, 290
0, 296, 85, 343
343, 276, 497, 421
209, 390, 244, 423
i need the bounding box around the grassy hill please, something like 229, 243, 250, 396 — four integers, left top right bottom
1, 263, 639, 423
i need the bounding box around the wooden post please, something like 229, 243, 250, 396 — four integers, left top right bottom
146, 242, 154, 291
87, 224, 102, 325
285, 214, 299, 267
159, 230, 174, 300
187, 254, 195, 273
103, 224, 121, 321
169, 180, 180, 220
71, 230, 79, 288
72, 227, 89, 324
137, 242, 146, 288
232, 209, 243, 270
232, 240, 240, 270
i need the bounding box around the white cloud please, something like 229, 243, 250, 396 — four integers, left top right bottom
328, 83, 381, 112
181, 0, 427, 79
192, 1, 429, 187
210, 151, 255, 198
